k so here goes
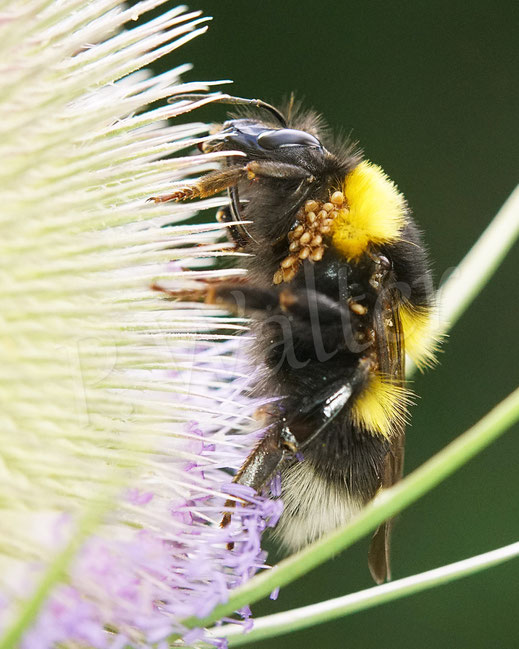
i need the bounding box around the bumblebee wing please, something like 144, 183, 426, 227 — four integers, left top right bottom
368, 433, 405, 583
368, 288, 406, 584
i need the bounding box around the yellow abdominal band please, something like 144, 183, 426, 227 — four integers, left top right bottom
351, 373, 412, 438
400, 303, 441, 370
331, 160, 407, 260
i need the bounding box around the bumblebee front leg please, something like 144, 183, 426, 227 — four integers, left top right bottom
150, 160, 315, 203
149, 165, 247, 203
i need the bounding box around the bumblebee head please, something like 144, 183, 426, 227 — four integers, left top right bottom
166, 93, 358, 252
203, 117, 323, 151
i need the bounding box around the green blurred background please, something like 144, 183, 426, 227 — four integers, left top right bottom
154, 2, 518, 647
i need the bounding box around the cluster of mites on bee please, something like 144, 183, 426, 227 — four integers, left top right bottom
274, 192, 345, 284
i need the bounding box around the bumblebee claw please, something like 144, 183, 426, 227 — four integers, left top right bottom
221, 500, 236, 549
147, 186, 198, 203
221, 510, 232, 528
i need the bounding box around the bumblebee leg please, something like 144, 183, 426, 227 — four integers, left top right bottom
149, 165, 247, 203
151, 276, 249, 304
221, 423, 297, 537
206, 285, 350, 320
216, 205, 249, 248
152, 283, 279, 315
246, 160, 315, 182
276, 287, 351, 323
222, 367, 371, 536
202, 284, 367, 355
214, 283, 368, 350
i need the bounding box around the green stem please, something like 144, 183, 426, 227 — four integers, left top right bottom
215, 540, 519, 645
189, 385, 519, 629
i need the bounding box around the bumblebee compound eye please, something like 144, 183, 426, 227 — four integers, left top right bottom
257, 128, 323, 150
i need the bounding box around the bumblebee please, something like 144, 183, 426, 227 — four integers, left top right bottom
152, 94, 437, 583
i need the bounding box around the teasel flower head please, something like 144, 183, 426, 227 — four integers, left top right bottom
0, 1, 281, 647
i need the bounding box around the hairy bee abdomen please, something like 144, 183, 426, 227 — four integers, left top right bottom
273, 418, 389, 549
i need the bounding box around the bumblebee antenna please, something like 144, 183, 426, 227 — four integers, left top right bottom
169, 93, 287, 127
